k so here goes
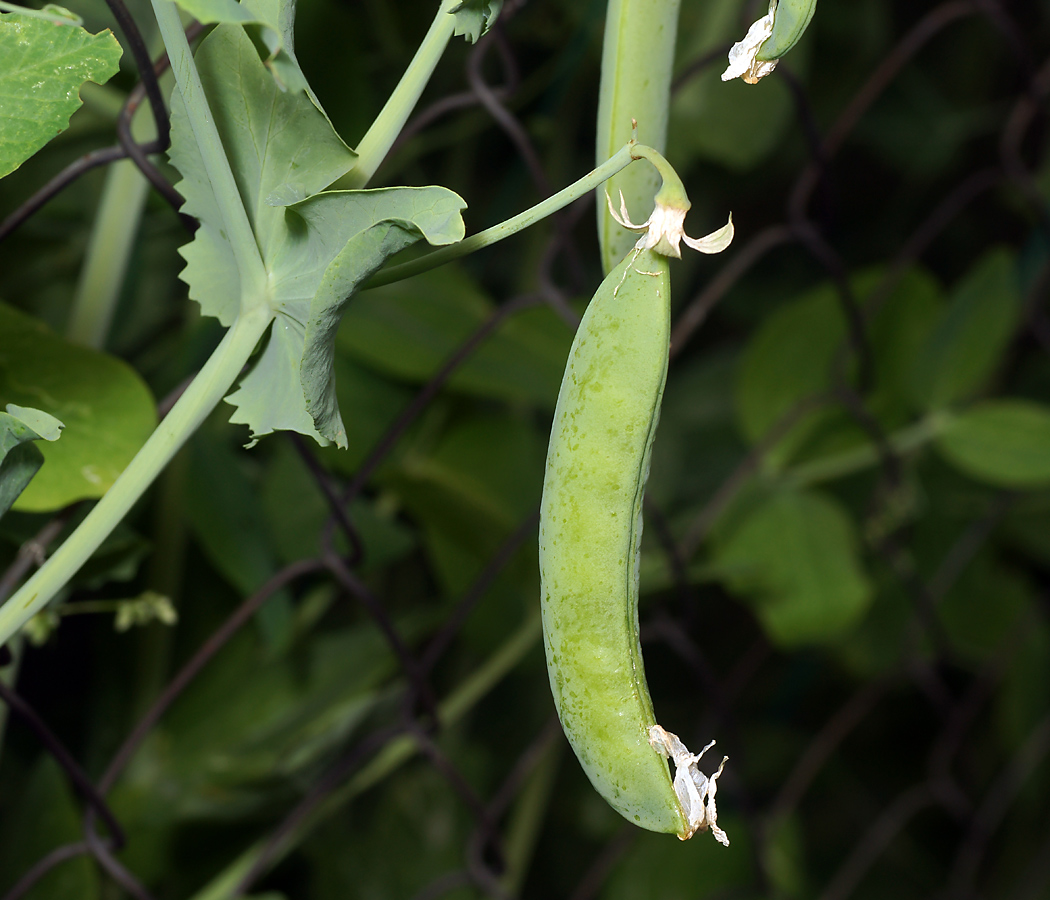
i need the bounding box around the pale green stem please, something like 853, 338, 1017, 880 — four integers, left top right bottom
337, 0, 459, 189
67, 104, 154, 348
187, 614, 542, 900
596, 0, 681, 272
366, 142, 643, 289
500, 738, 560, 897
0, 307, 274, 647
780, 414, 947, 490
149, 0, 267, 303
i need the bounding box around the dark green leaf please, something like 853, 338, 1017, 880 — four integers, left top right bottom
910, 249, 1020, 410
0, 404, 62, 518
338, 266, 572, 409
714, 489, 873, 646
937, 399, 1050, 488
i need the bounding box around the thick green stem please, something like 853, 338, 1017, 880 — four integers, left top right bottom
149, 0, 267, 303
337, 0, 459, 189
366, 142, 643, 289
66, 100, 156, 348
0, 307, 274, 647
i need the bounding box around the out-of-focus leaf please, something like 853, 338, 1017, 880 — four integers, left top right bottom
910, 249, 1020, 411
600, 815, 752, 900
936, 400, 1050, 488
0, 13, 121, 179
384, 412, 543, 596
0, 302, 156, 511
0, 403, 62, 518
713, 489, 873, 646
0, 758, 101, 900
339, 266, 572, 410
938, 553, 1031, 663
184, 426, 293, 649
734, 282, 845, 464
670, 0, 796, 170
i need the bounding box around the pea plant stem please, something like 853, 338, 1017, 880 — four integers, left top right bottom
0, 306, 274, 649
596, 0, 681, 272
149, 0, 268, 304
337, 0, 460, 189
365, 141, 644, 289
66, 101, 153, 348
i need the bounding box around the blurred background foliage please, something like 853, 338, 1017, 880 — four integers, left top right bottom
2, 0, 1050, 898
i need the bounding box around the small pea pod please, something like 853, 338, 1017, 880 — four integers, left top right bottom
722, 0, 818, 84
539, 149, 733, 841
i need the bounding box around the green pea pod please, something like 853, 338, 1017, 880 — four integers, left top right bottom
539, 166, 733, 838
756, 0, 817, 62
540, 246, 681, 833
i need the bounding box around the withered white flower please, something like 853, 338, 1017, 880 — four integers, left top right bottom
607, 192, 734, 260
722, 1, 779, 85
649, 725, 730, 845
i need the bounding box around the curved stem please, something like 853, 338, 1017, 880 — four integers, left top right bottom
338, 0, 460, 189
365, 142, 642, 289
149, 0, 267, 302
0, 307, 274, 648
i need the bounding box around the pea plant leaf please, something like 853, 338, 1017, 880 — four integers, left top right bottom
937, 399, 1050, 488
0, 403, 63, 519
910, 248, 1020, 411
713, 489, 873, 646
0, 303, 156, 512
450, 0, 503, 42
0, 12, 122, 179
169, 24, 466, 448
170, 0, 308, 92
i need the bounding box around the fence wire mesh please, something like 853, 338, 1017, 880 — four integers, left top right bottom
2, 1, 1050, 898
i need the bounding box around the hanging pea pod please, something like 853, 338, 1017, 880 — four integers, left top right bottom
757, 0, 818, 61
539, 146, 733, 840
722, 0, 818, 84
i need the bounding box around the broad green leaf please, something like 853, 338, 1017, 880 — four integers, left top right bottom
734, 280, 845, 464
0, 403, 63, 518
450, 0, 502, 42
735, 268, 943, 467
0, 302, 156, 511
0, 12, 121, 179
384, 412, 542, 596
172, 0, 308, 92
170, 24, 465, 447
170, 23, 357, 327
184, 425, 293, 649
338, 266, 572, 409
714, 489, 873, 646
910, 248, 1020, 410
936, 399, 1050, 488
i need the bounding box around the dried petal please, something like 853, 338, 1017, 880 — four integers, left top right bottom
722, 6, 779, 84
649, 725, 730, 844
